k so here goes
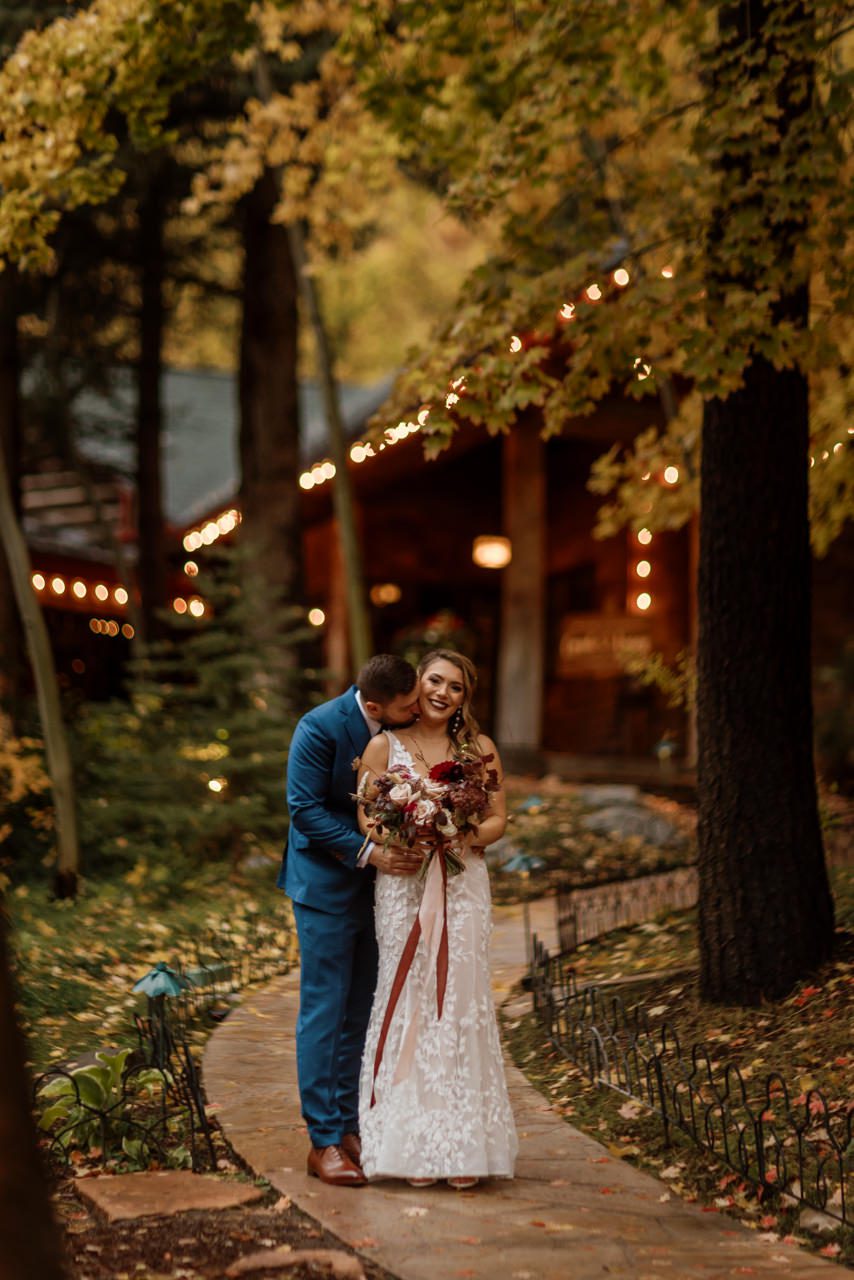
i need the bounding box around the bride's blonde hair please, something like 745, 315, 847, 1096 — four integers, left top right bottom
417, 649, 483, 757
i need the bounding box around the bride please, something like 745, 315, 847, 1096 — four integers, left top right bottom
356, 649, 518, 1187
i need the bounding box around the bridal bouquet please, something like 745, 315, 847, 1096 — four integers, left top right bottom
356, 754, 499, 878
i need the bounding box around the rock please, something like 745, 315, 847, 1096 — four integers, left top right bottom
578, 784, 641, 808
75, 1170, 266, 1221
798, 1207, 838, 1234
226, 1247, 366, 1277
580, 804, 685, 847
483, 835, 522, 868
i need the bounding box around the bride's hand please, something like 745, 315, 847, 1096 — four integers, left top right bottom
368, 842, 424, 877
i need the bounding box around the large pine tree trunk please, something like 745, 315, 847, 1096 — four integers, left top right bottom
239, 169, 304, 603
136, 170, 168, 646
0, 266, 24, 725
697, 1, 834, 1003
0, 912, 67, 1280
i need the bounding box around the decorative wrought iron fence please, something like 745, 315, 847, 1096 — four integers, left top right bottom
530, 937, 853, 1227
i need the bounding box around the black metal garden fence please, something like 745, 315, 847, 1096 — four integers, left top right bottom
530, 936, 853, 1227
35, 910, 294, 1173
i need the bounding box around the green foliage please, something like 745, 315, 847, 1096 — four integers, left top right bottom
391, 607, 478, 668
74, 548, 318, 875
348, 0, 853, 550
621, 649, 697, 712
0, 716, 54, 877
37, 1047, 168, 1162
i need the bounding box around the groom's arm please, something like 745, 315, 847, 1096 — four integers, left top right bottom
286, 715, 365, 870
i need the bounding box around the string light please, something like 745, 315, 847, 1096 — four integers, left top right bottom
184, 561, 199, 576
636, 592, 652, 611
509, 335, 522, 353
633, 357, 652, 381
188, 598, 205, 618
122, 624, 134, 639
173, 597, 188, 615
207, 778, 224, 793
308, 608, 325, 626
637, 529, 653, 545
114, 586, 128, 605
183, 508, 241, 553
72, 580, 87, 599
636, 560, 652, 578
663, 466, 680, 485
32, 573, 45, 591
51, 576, 66, 595
559, 302, 576, 321
613, 268, 630, 287
661, 265, 674, 279
585, 283, 602, 302
94, 584, 109, 601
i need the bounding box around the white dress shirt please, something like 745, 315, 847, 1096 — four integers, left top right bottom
355, 690, 381, 867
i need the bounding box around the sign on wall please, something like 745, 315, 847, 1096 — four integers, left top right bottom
557, 614, 652, 678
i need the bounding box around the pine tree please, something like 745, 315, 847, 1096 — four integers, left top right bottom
76, 547, 318, 874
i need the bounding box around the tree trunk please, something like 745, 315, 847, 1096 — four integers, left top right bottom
0, 419, 79, 896
239, 169, 304, 603
0, 912, 67, 1280
253, 53, 372, 669
136, 169, 168, 646
697, 0, 834, 1004
0, 267, 24, 725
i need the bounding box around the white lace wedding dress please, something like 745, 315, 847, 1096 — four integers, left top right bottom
358, 731, 518, 1181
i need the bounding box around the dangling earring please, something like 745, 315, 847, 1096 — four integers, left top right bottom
450, 707, 463, 737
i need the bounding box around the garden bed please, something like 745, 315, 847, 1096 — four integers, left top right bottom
504, 863, 854, 1268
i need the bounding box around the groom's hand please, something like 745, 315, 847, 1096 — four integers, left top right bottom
368, 843, 424, 876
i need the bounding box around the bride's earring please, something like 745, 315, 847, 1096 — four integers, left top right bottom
450, 707, 463, 736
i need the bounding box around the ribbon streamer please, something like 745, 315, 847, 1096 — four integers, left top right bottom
370, 848, 450, 1107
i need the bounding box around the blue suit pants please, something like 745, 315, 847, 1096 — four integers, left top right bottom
292, 895, 378, 1148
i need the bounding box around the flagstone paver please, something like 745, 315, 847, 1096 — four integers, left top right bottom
203, 899, 835, 1280
75, 1169, 266, 1221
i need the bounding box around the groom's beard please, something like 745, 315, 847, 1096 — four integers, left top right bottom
381, 714, 419, 730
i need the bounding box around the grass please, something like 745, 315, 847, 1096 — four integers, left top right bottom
8, 857, 295, 1073
504, 862, 854, 1268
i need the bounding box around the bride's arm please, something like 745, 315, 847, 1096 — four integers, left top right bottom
469, 735, 507, 849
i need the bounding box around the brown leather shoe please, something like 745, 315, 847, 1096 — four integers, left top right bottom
340, 1132, 362, 1166
307, 1144, 366, 1187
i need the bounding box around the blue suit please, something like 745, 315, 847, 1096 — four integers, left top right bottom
278, 687, 377, 1147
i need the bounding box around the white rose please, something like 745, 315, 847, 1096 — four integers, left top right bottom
413, 798, 438, 824
435, 809, 458, 837
388, 783, 414, 805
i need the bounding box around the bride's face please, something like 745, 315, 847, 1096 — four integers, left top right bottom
418, 658, 466, 727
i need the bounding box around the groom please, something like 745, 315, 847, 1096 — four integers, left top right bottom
280, 654, 423, 1187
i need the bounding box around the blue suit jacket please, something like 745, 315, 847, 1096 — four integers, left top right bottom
279, 686, 375, 914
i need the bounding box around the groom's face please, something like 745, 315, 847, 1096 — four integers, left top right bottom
376, 681, 420, 727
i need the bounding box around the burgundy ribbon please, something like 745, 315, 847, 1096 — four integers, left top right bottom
370, 848, 450, 1107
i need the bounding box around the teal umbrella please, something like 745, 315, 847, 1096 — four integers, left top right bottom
132, 962, 193, 997
502, 852, 546, 872
132, 963, 193, 1068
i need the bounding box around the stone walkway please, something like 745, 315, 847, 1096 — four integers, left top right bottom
203, 900, 834, 1280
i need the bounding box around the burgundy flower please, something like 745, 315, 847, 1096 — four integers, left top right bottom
429, 760, 466, 784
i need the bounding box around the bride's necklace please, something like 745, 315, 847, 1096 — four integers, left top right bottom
409, 734, 450, 770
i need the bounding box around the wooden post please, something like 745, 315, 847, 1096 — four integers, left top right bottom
495, 422, 545, 770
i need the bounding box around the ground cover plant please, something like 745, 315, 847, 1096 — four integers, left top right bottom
504, 862, 854, 1268
8, 859, 293, 1074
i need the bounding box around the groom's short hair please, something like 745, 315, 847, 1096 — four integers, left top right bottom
357, 654, 417, 705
